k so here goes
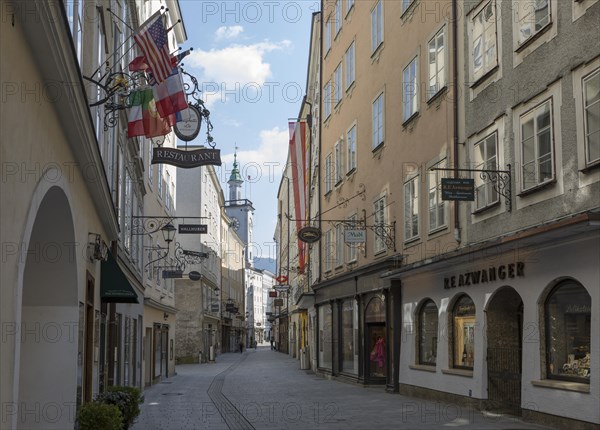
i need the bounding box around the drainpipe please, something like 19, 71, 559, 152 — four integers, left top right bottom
318, 3, 324, 281
452, 0, 461, 244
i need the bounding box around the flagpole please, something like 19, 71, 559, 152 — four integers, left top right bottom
89, 8, 168, 79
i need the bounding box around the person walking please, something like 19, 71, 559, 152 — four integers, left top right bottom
270, 339, 274, 350
239, 341, 244, 353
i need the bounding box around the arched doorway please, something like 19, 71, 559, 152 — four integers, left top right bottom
17, 187, 78, 429
365, 296, 386, 381
486, 286, 523, 414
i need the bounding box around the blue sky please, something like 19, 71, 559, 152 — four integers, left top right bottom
178, 1, 318, 260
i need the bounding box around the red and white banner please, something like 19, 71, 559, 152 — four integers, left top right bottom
289, 121, 308, 273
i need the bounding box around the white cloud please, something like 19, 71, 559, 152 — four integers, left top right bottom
222, 118, 242, 127
222, 127, 289, 178
214, 25, 244, 41
185, 40, 293, 107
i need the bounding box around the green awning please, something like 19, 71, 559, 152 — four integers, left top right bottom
101, 254, 139, 303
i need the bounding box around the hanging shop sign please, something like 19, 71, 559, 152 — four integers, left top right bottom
443, 262, 525, 289
179, 224, 208, 234
275, 275, 288, 284
162, 269, 183, 279
173, 104, 202, 141
274, 299, 284, 307
298, 226, 322, 243
345, 229, 366, 243
269, 291, 278, 298
441, 178, 475, 201
188, 271, 202, 281
274, 285, 290, 292
152, 147, 221, 168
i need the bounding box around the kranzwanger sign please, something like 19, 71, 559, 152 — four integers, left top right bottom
152, 148, 221, 168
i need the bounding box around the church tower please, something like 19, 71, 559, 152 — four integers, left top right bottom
224, 149, 254, 268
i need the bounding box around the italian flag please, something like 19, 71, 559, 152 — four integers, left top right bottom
127, 88, 171, 138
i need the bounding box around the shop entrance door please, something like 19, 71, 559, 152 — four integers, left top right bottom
486, 287, 523, 414
367, 324, 387, 378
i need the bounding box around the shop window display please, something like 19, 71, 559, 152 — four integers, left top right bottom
318, 305, 333, 369
545, 281, 591, 382
419, 300, 438, 366
341, 299, 358, 374
366, 296, 386, 378
452, 295, 476, 369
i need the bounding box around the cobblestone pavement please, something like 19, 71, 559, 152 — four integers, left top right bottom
132, 346, 555, 430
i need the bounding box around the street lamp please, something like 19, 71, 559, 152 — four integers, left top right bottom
161, 222, 176, 243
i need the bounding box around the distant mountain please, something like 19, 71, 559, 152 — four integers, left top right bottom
253, 257, 276, 274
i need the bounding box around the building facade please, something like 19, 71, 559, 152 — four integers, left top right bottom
393, 0, 600, 427
1, 1, 186, 428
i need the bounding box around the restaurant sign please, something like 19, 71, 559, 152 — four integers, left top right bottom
152, 147, 221, 168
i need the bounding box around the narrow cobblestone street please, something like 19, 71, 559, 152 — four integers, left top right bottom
132, 347, 554, 430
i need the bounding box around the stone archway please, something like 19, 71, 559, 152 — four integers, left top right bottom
17, 186, 78, 429
485, 286, 523, 414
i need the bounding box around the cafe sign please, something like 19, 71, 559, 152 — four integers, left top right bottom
345, 229, 366, 243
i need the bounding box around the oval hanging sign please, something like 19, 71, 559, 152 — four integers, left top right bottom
275, 275, 288, 284
174, 104, 202, 142
298, 226, 322, 244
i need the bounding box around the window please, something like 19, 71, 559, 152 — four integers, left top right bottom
324, 80, 332, 119
158, 163, 163, 199
402, 0, 415, 14
346, 0, 354, 15
403, 57, 419, 122
404, 176, 419, 241
334, 140, 344, 184
371, 1, 383, 53
452, 295, 475, 369
517, 0, 551, 45
372, 93, 384, 149
148, 143, 153, 184
325, 17, 332, 53
347, 214, 358, 263
324, 229, 334, 272
419, 300, 438, 366
334, 63, 343, 105
428, 160, 446, 231
335, 223, 344, 267
545, 281, 591, 383
471, 1, 497, 82
520, 99, 554, 191
473, 133, 499, 210
347, 124, 357, 172
345, 42, 355, 90
373, 196, 386, 254
325, 153, 334, 193
318, 305, 333, 369
334, 0, 342, 35
427, 28, 446, 100
583, 69, 600, 166
341, 299, 358, 373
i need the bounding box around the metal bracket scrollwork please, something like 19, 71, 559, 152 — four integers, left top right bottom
132, 216, 175, 236
367, 221, 396, 252
173, 242, 209, 272
180, 69, 216, 149
83, 69, 148, 131
478, 164, 512, 212
430, 165, 512, 212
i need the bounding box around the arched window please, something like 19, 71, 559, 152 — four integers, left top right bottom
545, 281, 591, 382
452, 295, 476, 369
418, 300, 438, 366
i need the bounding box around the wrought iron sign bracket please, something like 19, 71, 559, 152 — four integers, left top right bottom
430, 165, 512, 212
132, 216, 209, 236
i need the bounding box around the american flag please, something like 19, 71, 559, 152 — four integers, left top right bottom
133, 12, 172, 84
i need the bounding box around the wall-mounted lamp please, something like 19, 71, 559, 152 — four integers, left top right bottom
87, 233, 109, 262
163, 312, 169, 321
161, 222, 176, 243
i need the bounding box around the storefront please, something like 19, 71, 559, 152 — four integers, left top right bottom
395, 229, 599, 427
313, 261, 401, 386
